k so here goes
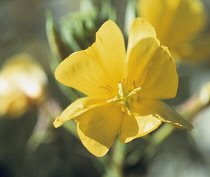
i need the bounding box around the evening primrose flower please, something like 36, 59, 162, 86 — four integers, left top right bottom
0, 54, 47, 118
138, 0, 207, 60
54, 18, 192, 157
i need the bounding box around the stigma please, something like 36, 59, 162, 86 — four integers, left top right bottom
107, 82, 141, 115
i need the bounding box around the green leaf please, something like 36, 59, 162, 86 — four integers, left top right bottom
46, 11, 72, 63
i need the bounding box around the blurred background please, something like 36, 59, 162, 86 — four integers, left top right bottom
1, 0, 210, 177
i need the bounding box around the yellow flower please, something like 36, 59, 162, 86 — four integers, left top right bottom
54, 18, 192, 157
0, 53, 47, 118
138, 0, 207, 60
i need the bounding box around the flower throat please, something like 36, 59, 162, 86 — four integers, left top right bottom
107, 82, 142, 115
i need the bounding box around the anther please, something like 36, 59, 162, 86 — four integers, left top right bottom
106, 82, 142, 116
118, 82, 127, 98
128, 87, 142, 97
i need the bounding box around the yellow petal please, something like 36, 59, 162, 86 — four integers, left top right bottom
139, 0, 207, 48
126, 36, 178, 99
95, 20, 126, 84
53, 97, 106, 128
55, 20, 125, 97
120, 99, 192, 143
142, 99, 192, 129
145, 100, 193, 130
126, 17, 156, 52
120, 103, 162, 143
77, 103, 122, 157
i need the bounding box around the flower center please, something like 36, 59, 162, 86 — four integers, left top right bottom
107, 82, 141, 115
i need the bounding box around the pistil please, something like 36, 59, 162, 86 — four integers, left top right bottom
107, 82, 141, 115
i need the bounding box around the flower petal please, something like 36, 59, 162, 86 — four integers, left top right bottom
120, 113, 161, 143
120, 99, 192, 143
55, 20, 125, 97
95, 20, 126, 84
139, 0, 207, 48
77, 103, 122, 157
126, 17, 156, 52
120, 103, 162, 143
138, 99, 192, 129
143, 100, 193, 130
53, 97, 106, 128
126, 36, 178, 99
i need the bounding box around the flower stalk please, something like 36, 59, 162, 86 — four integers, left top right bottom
104, 139, 126, 177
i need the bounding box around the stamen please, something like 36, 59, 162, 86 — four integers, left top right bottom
123, 77, 128, 87
106, 81, 142, 116
132, 80, 137, 89
106, 85, 113, 91
128, 87, 142, 97
107, 96, 118, 103
118, 82, 127, 98
100, 85, 113, 98
100, 86, 108, 89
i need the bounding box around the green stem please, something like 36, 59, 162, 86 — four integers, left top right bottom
103, 139, 126, 177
